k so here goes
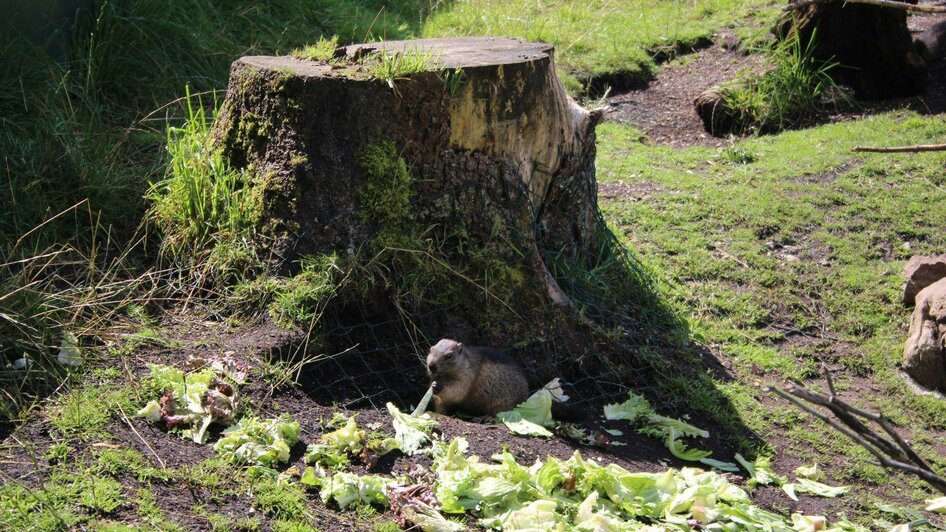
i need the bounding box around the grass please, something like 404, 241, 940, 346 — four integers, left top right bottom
290, 36, 340, 62
596, 111, 946, 509
421, 0, 780, 92
368, 47, 437, 87
715, 29, 846, 134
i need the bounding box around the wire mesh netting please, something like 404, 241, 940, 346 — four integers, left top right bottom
299, 221, 670, 413
297, 129, 677, 413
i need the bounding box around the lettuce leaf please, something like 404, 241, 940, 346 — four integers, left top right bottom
666, 428, 711, 462
783, 478, 849, 500
137, 363, 238, 443
793, 463, 826, 482
213, 415, 299, 467
734, 453, 786, 487
698, 458, 740, 473
497, 388, 555, 437
387, 402, 437, 454
926, 496, 946, 514
322, 415, 365, 454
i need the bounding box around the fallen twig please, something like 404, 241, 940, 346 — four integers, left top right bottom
852, 143, 946, 153
786, 0, 946, 13
771, 366, 946, 494
118, 405, 167, 470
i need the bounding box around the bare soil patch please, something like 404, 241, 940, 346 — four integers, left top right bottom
605, 38, 765, 148
606, 9, 946, 149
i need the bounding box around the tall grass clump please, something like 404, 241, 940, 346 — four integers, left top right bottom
291, 36, 341, 62
718, 29, 845, 134
148, 88, 256, 261
369, 47, 436, 88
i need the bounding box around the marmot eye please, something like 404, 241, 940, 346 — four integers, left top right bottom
444, 351, 454, 359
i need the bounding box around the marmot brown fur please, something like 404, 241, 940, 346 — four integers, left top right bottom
425, 339, 529, 417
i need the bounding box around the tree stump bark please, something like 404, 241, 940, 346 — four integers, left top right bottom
778, 0, 927, 100
213, 37, 601, 316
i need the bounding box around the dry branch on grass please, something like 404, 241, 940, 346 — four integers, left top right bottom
785, 0, 946, 13
852, 143, 946, 153
771, 367, 946, 495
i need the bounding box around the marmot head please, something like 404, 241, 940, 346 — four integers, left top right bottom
426, 339, 471, 382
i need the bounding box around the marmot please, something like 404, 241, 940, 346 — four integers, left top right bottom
426, 339, 529, 417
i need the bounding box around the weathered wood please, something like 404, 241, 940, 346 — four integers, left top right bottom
786, 0, 946, 13
772, 367, 946, 494
853, 142, 946, 152
777, 0, 927, 100
213, 37, 601, 310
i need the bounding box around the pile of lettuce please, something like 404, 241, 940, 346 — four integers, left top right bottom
301, 405, 439, 509
423, 437, 871, 531
136, 363, 239, 444
214, 415, 300, 468
291, 410, 870, 531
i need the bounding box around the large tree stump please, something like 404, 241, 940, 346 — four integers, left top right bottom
778, 0, 927, 100
214, 37, 600, 319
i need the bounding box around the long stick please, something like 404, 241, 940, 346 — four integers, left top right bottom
786, 0, 946, 13
853, 143, 946, 153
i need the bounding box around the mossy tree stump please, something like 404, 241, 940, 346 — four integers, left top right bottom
778, 0, 927, 100
214, 37, 602, 328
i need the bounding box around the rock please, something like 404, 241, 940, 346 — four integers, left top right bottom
694, 86, 742, 137
903, 255, 946, 305
915, 21, 946, 64
903, 278, 946, 393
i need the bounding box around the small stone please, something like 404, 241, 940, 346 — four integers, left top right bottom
903, 254, 946, 305
12, 358, 29, 370
782, 254, 801, 263
819, 259, 831, 267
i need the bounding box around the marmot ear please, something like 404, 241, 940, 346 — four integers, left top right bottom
456, 342, 463, 350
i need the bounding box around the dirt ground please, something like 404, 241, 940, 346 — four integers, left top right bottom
607, 11, 946, 148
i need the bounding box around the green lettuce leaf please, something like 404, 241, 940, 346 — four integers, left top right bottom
213, 415, 300, 467
603, 392, 655, 422
322, 415, 365, 454
734, 453, 786, 486
666, 428, 711, 462
387, 402, 437, 454
926, 496, 946, 513
304, 443, 350, 469
793, 463, 826, 481
783, 478, 849, 500
698, 458, 740, 473
497, 388, 555, 437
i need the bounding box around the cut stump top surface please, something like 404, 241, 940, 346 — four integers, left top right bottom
237, 37, 554, 77
345, 37, 553, 69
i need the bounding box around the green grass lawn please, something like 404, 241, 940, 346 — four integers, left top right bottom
422, 0, 779, 90
597, 111, 946, 513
